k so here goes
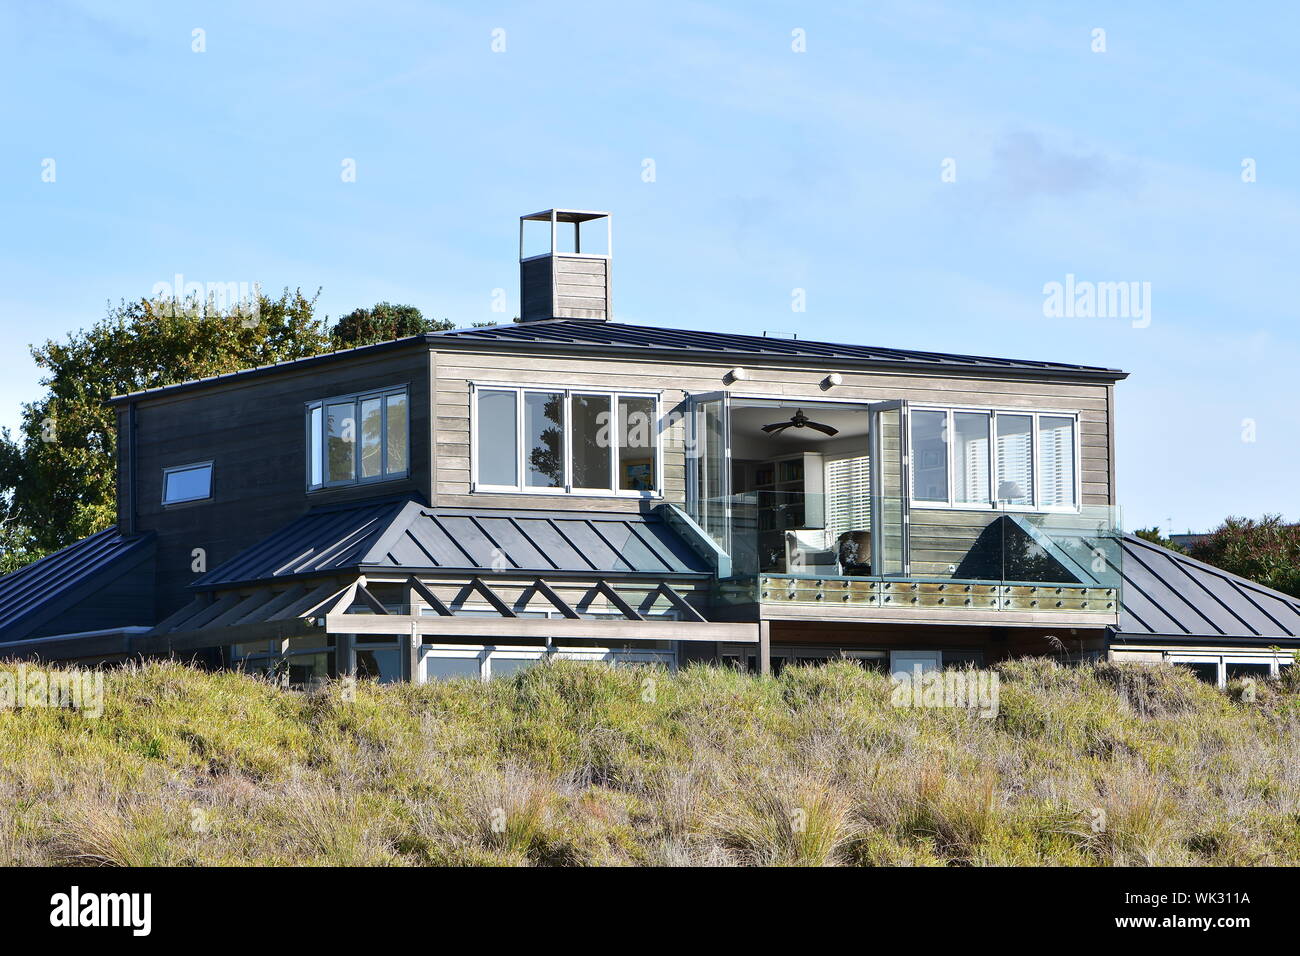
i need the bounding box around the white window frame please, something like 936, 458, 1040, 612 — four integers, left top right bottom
470, 382, 663, 498
1166, 651, 1289, 688
907, 405, 1081, 514
305, 384, 410, 491
161, 460, 214, 506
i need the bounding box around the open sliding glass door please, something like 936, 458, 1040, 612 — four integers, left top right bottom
869, 400, 911, 577
687, 391, 731, 554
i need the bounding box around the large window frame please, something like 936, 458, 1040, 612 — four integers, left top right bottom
907, 405, 1082, 514
305, 384, 410, 491
470, 382, 663, 498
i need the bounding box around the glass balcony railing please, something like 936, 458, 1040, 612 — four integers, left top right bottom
692, 492, 1122, 616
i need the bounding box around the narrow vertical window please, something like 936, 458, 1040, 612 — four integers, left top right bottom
952, 412, 990, 505
326, 401, 356, 482
386, 392, 408, 475
309, 405, 323, 487
477, 389, 518, 487
524, 391, 564, 488
571, 393, 612, 490
910, 410, 949, 503
995, 413, 1034, 506
359, 396, 383, 479
618, 396, 657, 492
1038, 415, 1076, 508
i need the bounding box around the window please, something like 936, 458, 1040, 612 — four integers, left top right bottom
472, 385, 660, 495
162, 461, 213, 505
618, 396, 658, 492
911, 410, 948, 503
825, 454, 871, 539
952, 412, 990, 505
995, 414, 1034, 506
908, 407, 1079, 511
306, 386, 408, 490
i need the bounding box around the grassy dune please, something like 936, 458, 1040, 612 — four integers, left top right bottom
0, 658, 1298, 866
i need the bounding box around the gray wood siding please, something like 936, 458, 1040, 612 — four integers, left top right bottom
429, 347, 1115, 513
519, 256, 609, 320
126, 348, 432, 618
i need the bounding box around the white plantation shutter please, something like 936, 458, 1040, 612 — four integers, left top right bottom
825, 455, 871, 538
995, 414, 1034, 506
962, 440, 988, 501
1037, 416, 1076, 507
953, 411, 990, 505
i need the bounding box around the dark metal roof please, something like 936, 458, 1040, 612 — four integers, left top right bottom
108, 317, 1127, 407
108, 335, 429, 405
192, 499, 712, 589
1116, 534, 1300, 642
0, 529, 154, 641
430, 320, 1128, 380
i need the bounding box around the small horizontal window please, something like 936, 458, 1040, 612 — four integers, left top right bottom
162, 462, 213, 505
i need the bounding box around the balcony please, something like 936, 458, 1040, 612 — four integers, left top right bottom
688, 492, 1123, 626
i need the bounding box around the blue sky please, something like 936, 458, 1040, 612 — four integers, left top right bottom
1, 1, 1296, 533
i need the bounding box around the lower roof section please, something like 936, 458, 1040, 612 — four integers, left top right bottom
191, 498, 713, 590
0, 528, 154, 641
1116, 534, 1300, 642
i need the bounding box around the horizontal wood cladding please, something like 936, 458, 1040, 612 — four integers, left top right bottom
127, 347, 432, 618
431, 346, 1116, 511
520, 256, 609, 321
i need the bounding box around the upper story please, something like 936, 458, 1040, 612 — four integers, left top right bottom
109, 210, 1128, 620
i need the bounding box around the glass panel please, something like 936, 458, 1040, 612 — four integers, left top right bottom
618, 396, 657, 492
490, 656, 541, 680
1037, 415, 1075, 508
910, 410, 948, 503
995, 413, 1033, 506
477, 389, 518, 486
424, 655, 482, 681
286, 653, 332, 686
695, 397, 728, 550
524, 391, 565, 488
309, 405, 323, 487
326, 401, 356, 482
1176, 661, 1220, 685
873, 406, 907, 576
1225, 662, 1271, 681
386, 392, 408, 475
355, 646, 401, 683
359, 396, 383, 479
953, 412, 991, 505
163, 464, 212, 504
571, 393, 612, 489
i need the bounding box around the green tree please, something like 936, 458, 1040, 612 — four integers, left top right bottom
1133, 527, 1184, 551
1189, 515, 1300, 599
330, 302, 454, 348
0, 289, 332, 561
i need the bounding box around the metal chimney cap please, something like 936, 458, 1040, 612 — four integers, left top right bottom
521, 209, 610, 224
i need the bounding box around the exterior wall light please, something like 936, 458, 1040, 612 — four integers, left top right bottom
821, 373, 843, 389
726, 367, 748, 384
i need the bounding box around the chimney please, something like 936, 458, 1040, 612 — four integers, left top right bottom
519, 209, 611, 322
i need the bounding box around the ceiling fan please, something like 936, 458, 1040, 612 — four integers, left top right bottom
761, 408, 839, 437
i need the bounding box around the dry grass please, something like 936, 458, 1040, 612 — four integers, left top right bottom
0, 657, 1298, 866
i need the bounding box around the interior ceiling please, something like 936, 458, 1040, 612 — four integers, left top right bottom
730, 403, 870, 441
